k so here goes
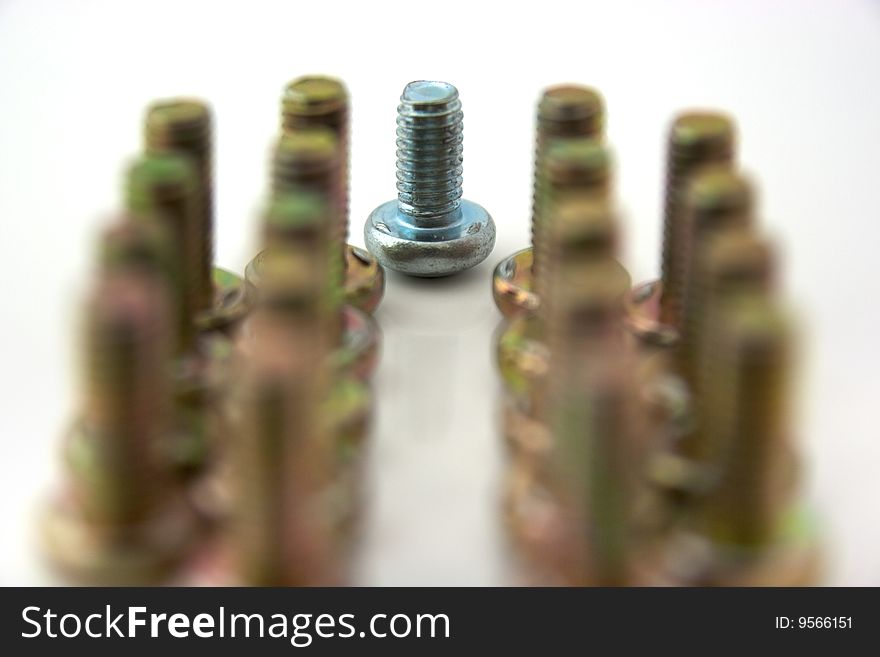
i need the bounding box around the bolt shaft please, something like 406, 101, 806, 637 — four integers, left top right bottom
144, 99, 214, 312
127, 154, 200, 354
74, 271, 173, 525
282, 76, 351, 247
533, 137, 612, 292
395, 81, 464, 224
685, 229, 776, 462
232, 254, 334, 585
677, 168, 753, 381
700, 297, 794, 547
531, 86, 605, 276
659, 112, 736, 328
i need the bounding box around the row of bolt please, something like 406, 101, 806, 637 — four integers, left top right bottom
493, 85, 820, 585
42, 77, 385, 585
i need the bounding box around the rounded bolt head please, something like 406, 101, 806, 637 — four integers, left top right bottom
197, 267, 249, 335
343, 245, 385, 314
364, 199, 496, 277
492, 247, 538, 318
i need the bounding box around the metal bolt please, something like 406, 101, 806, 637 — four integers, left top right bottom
281, 76, 386, 313
493, 85, 605, 318
677, 167, 754, 382
231, 249, 338, 585
684, 227, 776, 463
365, 80, 495, 277
248, 134, 381, 382
144, 99, 247, 334
144, 99, 214, 310
126, 153, 200, 355
42, 270, 196, 583
658, 111, 736, 328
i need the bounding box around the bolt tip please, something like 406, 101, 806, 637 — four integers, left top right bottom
402, 80, 458, 105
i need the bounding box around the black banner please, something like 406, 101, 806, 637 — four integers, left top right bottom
0, 587, 874, 654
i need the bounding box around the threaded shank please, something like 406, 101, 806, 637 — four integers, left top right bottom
531, 86, 605, 274
395, 81, 464, 223
659, 111, 736, 328
78, 272, 172, 524
533, 137, 611, 286
144, 99, 214, 312
677, 168, 753, 382
701, 298, 793, 546
126, 154, 200, 355
282, 76, 351, 246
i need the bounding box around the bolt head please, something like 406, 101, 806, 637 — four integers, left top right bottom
364, 200, 496, 277
492, 247, 538, 318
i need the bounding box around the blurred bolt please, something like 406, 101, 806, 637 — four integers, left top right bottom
282, 75, 385, 313
658, 111, 736, 328
493, 85, 604, 318
42, 271, 197, 583
365, 80, 495, 277
145, 98, 246, 334
677, 167, 754, 381
688, 297, 819, 584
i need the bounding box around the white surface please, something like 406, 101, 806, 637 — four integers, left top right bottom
1, 0, 878, 585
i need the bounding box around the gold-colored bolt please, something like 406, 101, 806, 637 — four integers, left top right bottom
700, 296, 795, 548
144, 99, 213, 312
533, 137, 611, 285
677, 167, 754, 381
126, 153, 200, 355
659, 111, 736, 329
231, 249, 337, 585
270, 129, 344, 291
42, 270, 196, 583
683, 228, 776, 463
279, 75, 385, 314
492, 85, 605, 318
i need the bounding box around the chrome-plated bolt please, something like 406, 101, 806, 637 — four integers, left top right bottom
365, 80, 495, 277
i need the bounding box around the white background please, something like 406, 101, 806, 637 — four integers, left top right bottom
1, 0, 878, 585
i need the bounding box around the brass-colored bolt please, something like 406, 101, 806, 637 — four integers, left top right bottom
144, 99, 248, 334
281, 76, 385, 313
492, 85, 605, 318
231, 247, 339, 585
42, 270, 197, 583
684, 228, 776, 463
677, 167, 754, 381
658, 111, 736, 328
497, 195, 626, 417
126, 153, 200, 355
686, 296, 818, 585
144, 99, 213, 311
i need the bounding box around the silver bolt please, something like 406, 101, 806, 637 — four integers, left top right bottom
364, 80, 496, 277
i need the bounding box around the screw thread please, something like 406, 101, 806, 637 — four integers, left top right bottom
395, 81, 464, 224
233, 290, 333, 584
659, 111, 736, 328
536, 195, 620, 320
533, 137, 612, 286
271, 129, 345, 300
677, 167, 754, 381
126, 154, 201, 355
701, 297, 793, 547
686, 229, 776, 462
144, 99, 214, 312
551, 348, 645, 584
76, 271, 172, 524
531, 86, 604, 273
282, 76, 351, 247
